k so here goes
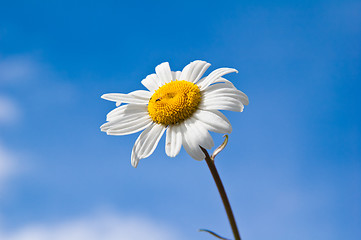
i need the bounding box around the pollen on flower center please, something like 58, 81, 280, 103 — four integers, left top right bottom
148, 80, 201, 125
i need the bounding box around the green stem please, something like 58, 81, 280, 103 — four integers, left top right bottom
200, 147, 242, 240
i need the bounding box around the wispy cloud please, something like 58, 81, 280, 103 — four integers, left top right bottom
0, 55, 42, 84
0, 53, 76, 104
0, 96, 21, 124
0, 211, 182, 240
0, 53, 75, 192
0, 142, 17, 191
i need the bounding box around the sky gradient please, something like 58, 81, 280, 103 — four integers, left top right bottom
0, 0, 360, 239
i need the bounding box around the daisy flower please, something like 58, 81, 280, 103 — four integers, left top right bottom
101, 60, 249, 167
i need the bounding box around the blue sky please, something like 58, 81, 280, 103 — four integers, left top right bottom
0, 0, 360, 239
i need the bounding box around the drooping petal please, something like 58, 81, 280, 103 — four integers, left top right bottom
180, 118, 214, 160
197, 68, 238, 91
179, 60, 211, 83
141, 73, 161, 92
131, 123, 166, 167
155, 62, 172, 85
181, 123, 205, 160
192, 109, 232, 134
101, 90, 151, 106
191, 120, 215, 150
165, 125, 182, 157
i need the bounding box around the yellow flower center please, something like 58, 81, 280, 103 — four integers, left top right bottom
148, 80, 201, 125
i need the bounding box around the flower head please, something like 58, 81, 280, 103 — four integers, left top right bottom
101, 60, 249, 167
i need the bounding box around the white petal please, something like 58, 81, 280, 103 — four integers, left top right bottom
190, 61, 211, 83
106, 104, 147, 120
102, 111, 149, 130
179, 63, 191, 81
131, 123, 166, 167
141, 73, 161, 92
197, 68, 238, 91
197, 77, 235, 87
103, 116, 153, 136
127, 90, 152, 101
181, 123, 205, 160
240, 91, 249, 106
101, 90, 151, 106
202, 82, 238, 94
102, 103, 150, 135
191, 120, 215, 150
165, 125, 182, 157
199, 96, 244, 112
155, 62, 172, 85
192, 109, 232, 134
181, 118, 214, 160
171, 71, 182, 81
179, 60, 211, 83
102, 112, 148, 129
202, 83, 249, 105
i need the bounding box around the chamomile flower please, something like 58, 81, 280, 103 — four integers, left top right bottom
101, 60, 248, 167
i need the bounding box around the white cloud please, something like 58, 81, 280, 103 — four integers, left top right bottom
0, 53, 76, 192
0, 142, 16, 191
0, 53, 76, 105
0, 212, 182, 240
0, 96, 20, 124
0, 55, 42, 84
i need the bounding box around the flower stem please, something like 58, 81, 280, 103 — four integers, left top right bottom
200, 147, 242, 240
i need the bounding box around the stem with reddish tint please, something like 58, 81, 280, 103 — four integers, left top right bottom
200, 147, 242, 240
